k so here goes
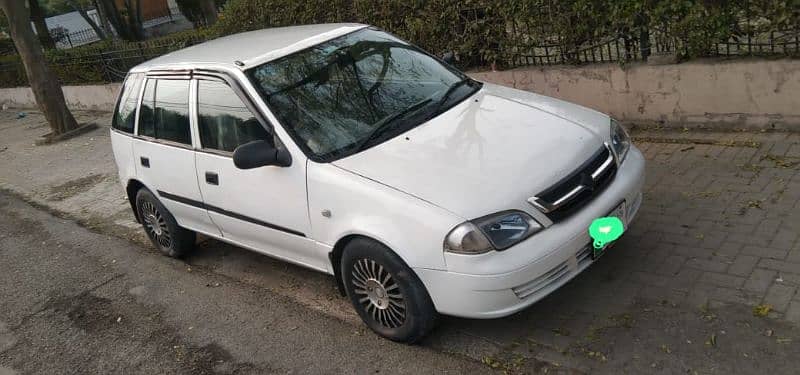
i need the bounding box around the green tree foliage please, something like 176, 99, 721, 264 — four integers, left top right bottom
40, 0, 74, 16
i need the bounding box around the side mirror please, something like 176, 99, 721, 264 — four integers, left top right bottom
232, 140, 292, 169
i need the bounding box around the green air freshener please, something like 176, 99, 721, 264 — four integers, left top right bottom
589, 217, 624, 249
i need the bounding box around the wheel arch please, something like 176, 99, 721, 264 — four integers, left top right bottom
329, 233, 414, 297
125, 179, 146, 223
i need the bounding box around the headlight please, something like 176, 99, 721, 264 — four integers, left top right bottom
610, 118, 630, 162
444, 211, 542, 254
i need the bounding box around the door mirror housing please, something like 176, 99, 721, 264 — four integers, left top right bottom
232, 140, 292, 169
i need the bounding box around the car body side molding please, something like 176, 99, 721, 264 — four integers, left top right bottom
156, 190, 306, 238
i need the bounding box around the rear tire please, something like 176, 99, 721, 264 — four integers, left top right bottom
135, 188, 195, 258
341, 238, 438, 343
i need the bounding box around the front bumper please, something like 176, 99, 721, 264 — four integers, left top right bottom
414, 146, 645, 319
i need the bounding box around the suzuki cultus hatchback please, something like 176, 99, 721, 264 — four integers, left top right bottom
110, 24, 645, 343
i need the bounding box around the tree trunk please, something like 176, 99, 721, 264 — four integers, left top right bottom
132, 0, 144, 39
96, 0, 130, 40
123, 0, 144, 40
27, 0, 54, 49
199, 0, 217, 26
0, 0, 78, 135
92, 0, 114, 38
97, 0, 142, 41
66, 0, 106, 39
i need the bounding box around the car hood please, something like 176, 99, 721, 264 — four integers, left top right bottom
332, 83, 609, 220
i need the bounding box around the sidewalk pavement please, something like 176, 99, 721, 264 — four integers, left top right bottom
1, 109, 799, 374
0, 110, 144, 243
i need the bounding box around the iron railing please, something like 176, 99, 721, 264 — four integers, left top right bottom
49, 6, 187, 50
0, 34, 206, 87
506, 28, 800, 68
53, 28, 102, 49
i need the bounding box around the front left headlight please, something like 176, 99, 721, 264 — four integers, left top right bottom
444, 211, 542, 254
610, 118, 630, 162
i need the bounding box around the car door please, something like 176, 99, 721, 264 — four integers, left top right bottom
132, 75, 219, 236
191, 76, 322, 270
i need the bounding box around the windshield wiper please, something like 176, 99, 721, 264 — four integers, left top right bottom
429, 78, 472, 117
354, 98, 433, 152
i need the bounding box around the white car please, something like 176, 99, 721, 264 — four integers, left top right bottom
110, 23, 645, 343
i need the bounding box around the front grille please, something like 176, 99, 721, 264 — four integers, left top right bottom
529, 146, 617, 222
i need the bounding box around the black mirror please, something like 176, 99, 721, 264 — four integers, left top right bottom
232, 140, 292, 169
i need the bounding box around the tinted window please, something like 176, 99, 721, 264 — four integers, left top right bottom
137, 79, 191, 145
138, 79, 156, 138
197, 80, 270, 153
112, 73, 143, 133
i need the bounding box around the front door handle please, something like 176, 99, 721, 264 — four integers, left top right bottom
140, 157, 150, 168
205, 172, 219, 185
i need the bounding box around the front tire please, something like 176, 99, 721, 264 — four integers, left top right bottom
341, 238, 438, 343
135, 188, 195, 258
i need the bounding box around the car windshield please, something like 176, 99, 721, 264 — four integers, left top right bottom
247, 28, 481, 162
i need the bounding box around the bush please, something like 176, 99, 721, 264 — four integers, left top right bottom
0, 28, 219, 88
0, 38, 16, 55
1, 0, 797, 88
215, 0, 354, 34
215, 0, 799, 68
215, 0, 507, 67
0, 54, 26, 88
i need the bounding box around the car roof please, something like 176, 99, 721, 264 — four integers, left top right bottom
131, 23, 368, 73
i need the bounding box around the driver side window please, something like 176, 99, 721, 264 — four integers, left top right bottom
197, 79, 271, 153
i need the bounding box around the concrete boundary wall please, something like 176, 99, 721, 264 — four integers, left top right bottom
1, 58, 798, 129
471, 58, 800, 130
0, 84, 121, 112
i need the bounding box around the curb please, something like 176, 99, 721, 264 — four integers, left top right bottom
34, 123, 99, 146
0, 180, 145, 246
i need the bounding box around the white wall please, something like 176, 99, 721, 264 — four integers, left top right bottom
0, 84, 121, 112
2, 58, 798, 130
470, 58, 800, 130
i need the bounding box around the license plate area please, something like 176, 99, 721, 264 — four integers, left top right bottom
592, 201, 626, 260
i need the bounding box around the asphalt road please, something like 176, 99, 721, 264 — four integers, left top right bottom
0, 190, 497, 374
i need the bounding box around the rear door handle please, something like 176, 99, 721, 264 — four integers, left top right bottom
205, 172, 219, 185
140, 157, 150, 168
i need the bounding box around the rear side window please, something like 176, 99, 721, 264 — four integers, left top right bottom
197, 80, 271, 153
137, 78, 191, 145
112, 73, 143, 133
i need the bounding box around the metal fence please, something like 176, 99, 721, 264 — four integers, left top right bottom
0, 34, 206, 87
96, 43, 192, 81
48, 6, 187, 50
53, 28, 102, 49
492, 1, 800, 68
2, 26, 797, 88
503, 31, 800, 68
435, 1, 799, 68
505, 29, 800, 68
